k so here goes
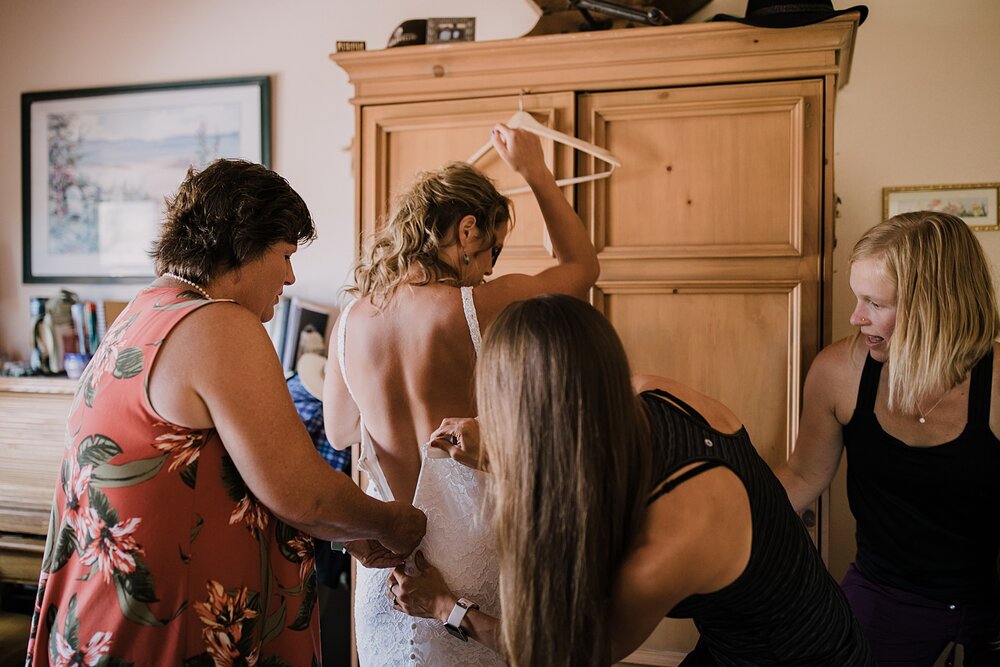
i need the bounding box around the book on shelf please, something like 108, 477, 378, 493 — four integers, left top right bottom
70, 303, 88, 356
67, 300, 104, 356
54, 298, 129, 358
84, 302, 99, 354
94, 300, 129, 342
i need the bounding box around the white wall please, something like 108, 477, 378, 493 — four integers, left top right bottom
2, 0, 999, 579
0, 0, 538, 358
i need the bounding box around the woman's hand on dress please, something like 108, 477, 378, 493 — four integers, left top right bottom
388, 551, 456, 622
344, 539, 406, 570
491, 124, 551, 185
428, 417, 488, 471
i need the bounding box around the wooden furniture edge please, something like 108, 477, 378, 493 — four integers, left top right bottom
332, 16, 859, 104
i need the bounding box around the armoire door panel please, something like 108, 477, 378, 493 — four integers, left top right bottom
596, 282, 805, 471
360, 93, 576, 260
578, 81, 822, 259
595, 255, 817, 283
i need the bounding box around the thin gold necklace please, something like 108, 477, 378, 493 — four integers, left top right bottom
916, 394, 946, 424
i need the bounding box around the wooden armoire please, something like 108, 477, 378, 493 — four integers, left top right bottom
333, 15, 858, 665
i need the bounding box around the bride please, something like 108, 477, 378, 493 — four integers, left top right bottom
323, 124, 599, 665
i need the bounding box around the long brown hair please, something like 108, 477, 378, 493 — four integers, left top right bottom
351, 162, 511, 308
851, 210, 999, 413
476, 295, 651, 666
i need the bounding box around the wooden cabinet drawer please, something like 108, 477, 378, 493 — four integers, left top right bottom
0, 377, 75, 585
0, 534, 45, 585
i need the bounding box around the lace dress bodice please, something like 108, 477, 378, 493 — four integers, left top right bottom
338, 288, 503, 666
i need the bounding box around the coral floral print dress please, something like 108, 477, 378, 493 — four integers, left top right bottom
26, 287, 319, 667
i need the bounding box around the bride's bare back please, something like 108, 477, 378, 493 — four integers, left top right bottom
336, 284, 481, 502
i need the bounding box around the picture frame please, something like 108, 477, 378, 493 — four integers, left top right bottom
882, 182, 1000, 232
22, 76, 271, 283
279, 297, 338, 375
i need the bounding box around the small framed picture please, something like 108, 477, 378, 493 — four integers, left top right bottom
280, 297, 337, 375
883, 182, 1000, 231
22, 76, 270, 283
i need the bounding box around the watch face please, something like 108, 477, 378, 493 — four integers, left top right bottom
444, 622, 469, 642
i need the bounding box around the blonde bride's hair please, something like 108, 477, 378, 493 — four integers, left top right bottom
350, 162, 511, 308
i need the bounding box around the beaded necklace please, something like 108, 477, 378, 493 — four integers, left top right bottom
162, 272, 212, 300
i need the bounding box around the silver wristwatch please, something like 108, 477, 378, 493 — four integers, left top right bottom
443, 597, 479, 641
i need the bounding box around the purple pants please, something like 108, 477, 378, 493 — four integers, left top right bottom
841, 564, 1000, 666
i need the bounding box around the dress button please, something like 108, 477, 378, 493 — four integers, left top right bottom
704, 438, 714, 447
410, 640, 414, 645
411, 623, 417, 629
410, 654, 416, 660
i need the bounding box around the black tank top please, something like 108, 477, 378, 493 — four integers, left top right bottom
643, 390, 873, 666
843, 351, 1000, 603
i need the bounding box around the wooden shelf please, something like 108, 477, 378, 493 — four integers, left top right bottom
0, 376, 77, 395
0, 378, 77, 586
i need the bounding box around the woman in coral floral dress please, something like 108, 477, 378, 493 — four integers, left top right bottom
26, 160, 426, 666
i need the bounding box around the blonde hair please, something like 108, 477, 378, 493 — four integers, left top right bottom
350, 162, 511, 307
851, 211, 999, 413
476, 295, 650, 667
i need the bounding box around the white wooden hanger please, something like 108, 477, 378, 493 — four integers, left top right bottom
466, 93, 621, 195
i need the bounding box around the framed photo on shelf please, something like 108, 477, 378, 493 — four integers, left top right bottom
883, 182, 1000, 231
279, 297, 338, 375
22, 76, 271, 283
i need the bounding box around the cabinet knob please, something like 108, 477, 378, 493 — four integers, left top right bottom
432, 65, 445, 78
800, 509, 816, 528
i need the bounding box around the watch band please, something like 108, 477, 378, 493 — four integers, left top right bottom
443, 597, 479, 641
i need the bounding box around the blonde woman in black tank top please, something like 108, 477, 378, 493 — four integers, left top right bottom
777, 211, 1000, 664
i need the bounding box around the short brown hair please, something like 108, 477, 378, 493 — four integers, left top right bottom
151, 159, 316, 283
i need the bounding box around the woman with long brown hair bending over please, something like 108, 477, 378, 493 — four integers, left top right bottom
391, 295, 872, 666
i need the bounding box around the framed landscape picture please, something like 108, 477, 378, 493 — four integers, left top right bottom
883, 182, 1000, 232
22, 76, 270, 282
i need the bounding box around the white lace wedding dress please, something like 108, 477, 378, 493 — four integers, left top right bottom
337, 288, 503, 666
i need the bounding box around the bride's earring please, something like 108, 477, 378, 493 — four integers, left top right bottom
463, 253, 471, 265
